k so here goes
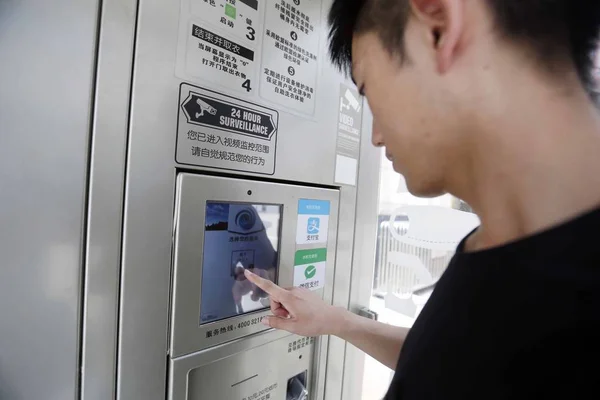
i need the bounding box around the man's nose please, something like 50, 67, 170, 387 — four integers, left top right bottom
371, 120, 384, 147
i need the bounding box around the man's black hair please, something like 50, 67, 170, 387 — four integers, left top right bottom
328, 0, 600, 96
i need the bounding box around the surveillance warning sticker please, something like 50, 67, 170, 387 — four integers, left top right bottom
182, 23, 258, 95
293, 249, 326, 291
259, 0, 322, 115
335, 84, 363, 186
176, 83, 278, 175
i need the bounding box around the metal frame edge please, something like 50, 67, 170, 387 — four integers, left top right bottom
80, 0, 138, 398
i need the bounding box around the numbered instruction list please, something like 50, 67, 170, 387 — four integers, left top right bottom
178, 0, 323, 115
260, 0, 321, 115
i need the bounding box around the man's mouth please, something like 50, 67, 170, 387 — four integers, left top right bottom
386, 153, 393, 161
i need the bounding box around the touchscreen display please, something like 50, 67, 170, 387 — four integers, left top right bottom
200, 202, 281, 325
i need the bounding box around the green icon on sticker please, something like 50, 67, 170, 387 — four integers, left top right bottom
304, 265, 316, 279
225, 4, 237, 19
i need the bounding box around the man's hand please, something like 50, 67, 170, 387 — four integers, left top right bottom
245, 269, 409, 369
244, 269, 348, 337
232, 267, 272, 304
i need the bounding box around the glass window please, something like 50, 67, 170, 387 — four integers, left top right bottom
361, 150, 478, 400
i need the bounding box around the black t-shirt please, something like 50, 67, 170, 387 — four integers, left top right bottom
386, 207, 600, 399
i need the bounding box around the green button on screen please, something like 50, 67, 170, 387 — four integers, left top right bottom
225, 4, 236, 19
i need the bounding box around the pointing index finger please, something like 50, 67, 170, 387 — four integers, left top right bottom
244, 269, 288, 300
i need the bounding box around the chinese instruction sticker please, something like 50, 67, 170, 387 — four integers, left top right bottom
259, 0, 322, 114
177, 83, 278, 174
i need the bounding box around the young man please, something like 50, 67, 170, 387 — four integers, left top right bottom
246, 0, 600, 398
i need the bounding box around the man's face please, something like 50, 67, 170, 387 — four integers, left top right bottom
352, 21, 467, 197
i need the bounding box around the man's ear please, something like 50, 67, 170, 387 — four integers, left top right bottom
410, 0, 464, 74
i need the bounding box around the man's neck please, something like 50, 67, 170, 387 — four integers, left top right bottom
455, 75, 600, 252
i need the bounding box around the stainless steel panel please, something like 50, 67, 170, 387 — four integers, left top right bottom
324, 183, 357, 400
119, 0, 356, 397
342, 106, 381, 400
0, 0, 100, 399
81, 0, 138, 399
169, 332, 321, 400
171, 174, 339, 356
117, 1, 184, 397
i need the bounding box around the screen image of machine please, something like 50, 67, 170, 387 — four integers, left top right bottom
200, 202, 281, 324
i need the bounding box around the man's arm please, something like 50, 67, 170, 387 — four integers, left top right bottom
335, 309, 409, 370
244, 269, 408, 370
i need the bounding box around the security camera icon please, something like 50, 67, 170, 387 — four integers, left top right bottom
340, 89, 361, 113
196, 98, 217, 118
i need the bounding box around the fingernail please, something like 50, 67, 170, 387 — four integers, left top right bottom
244, 269, 253, 277
261, 317, 270, 326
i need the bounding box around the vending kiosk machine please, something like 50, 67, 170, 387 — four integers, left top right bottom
169, 174, 339, 399
0, 0, 375, 398
96, 0, 371, 397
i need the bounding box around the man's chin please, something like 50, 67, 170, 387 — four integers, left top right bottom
405, 177, 446, 199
